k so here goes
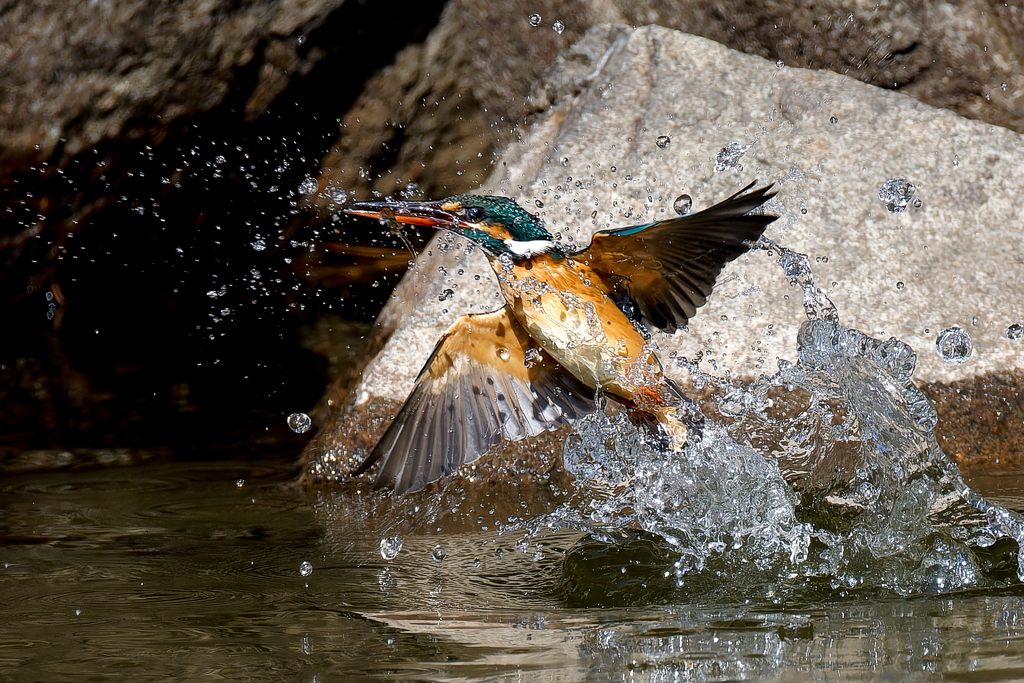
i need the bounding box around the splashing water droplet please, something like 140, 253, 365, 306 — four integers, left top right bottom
952, 155, 960, 168
380, 536, 403, 560
1006, 323, 1024, 340
829, 116, 838, 124
528, 12, 541, 27
236, 479, 244, 487
560, 156, 569, 166
936, 327, 973, 364
431, 545, 447, 561
776, 59, 785, 69
438, 288, 454, 302
896, 281, 905, 290
552, 20, 565, 34
912, 198, 922, 208
496, 347, 511, 361
325, 186, 348, 203
672, 193, 692, 215
251, 239, 266, 251
298, 177, 318, 195
713, 142, 752, 173
656, 135, 671, 149
878, 177, 916, 213
287, 412, 312, 433
299, 561, 313, 577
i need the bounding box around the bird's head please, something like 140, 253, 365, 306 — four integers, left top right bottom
344, 194, 555, 260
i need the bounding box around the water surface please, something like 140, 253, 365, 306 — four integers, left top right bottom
2, 460, 1023, 682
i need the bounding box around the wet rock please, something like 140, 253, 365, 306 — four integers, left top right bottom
307, 25, 1024, 479
313, 0, 1024, 207
0, 0, 346, 179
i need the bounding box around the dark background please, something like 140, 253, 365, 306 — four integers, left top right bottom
0, 0, 447, 461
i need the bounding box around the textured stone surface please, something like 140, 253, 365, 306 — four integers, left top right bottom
308, 25, 1024, 477
0, 0, 345, 177
311, 0, 1024, 207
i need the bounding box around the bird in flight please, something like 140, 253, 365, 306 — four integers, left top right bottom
343, 182, 777, 493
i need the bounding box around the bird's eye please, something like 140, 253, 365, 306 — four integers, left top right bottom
464, 207, 485, 222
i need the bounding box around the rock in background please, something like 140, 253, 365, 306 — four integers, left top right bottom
0, 0, 353, 178
306, 25, 1024, 482
306, 0, 1024, 207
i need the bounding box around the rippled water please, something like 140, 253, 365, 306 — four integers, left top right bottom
0, 460, 1022, 682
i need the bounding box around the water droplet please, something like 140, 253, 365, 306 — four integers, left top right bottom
287, 412, 312, 433
776, 59, 785, 69
236, 479, 244, 487
672, 194, 692, 215
656, 135, 671, 149
214, 155, 227, 164
298, 177, 318, 195
251, 239, 266, 251
552, 20, 565, 34
299, 561, 313, 577
325, 186, 348, 203
535, 199, 544, 208
528, 12, 541, 27
878, 177, 916, 213
73, 609, 82, 616
896, 281, 905, 290
431, 545, 447, 561
829, 116, 838, 124
560, 156, 569, 166
438, 288, 454, 302
936, 327, 973, 364
713, 141, 751, 173
952, 155, 960, 168
380, 536, 403, 560
912, 198, 922, 208
496, 347, 511, 361
1006, 323, 1024, 340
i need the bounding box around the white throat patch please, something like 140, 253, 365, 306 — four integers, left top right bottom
503, 239, 554, 257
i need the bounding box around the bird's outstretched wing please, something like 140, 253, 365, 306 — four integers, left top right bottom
353, 308, 596, 493
579, 182, 777, 333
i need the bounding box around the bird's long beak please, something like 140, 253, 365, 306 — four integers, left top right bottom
343, 200, 457, 228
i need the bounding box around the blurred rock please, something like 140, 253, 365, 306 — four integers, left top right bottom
306, 25, 1024, 480
313, 0, 1024, 206
0, 0, 346, 179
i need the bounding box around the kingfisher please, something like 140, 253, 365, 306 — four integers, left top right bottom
343, 182, 777, 493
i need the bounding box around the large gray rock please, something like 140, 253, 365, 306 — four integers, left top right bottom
307, 25, 1024, 479
310, 0, 1024, 209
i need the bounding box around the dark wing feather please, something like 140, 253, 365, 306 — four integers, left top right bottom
354, 308, 596, 493
581, 182, 777, 333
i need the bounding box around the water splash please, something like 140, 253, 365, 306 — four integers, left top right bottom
672, 193, 692, 215
936, 327, 973, 364
878, 177, 916, 213
713, 142, 752, 173
523, 239, 1024, 599
287, 412, 312, 433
